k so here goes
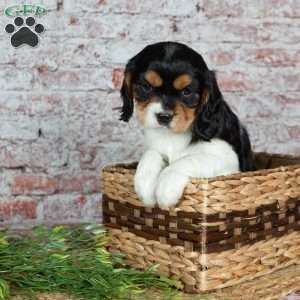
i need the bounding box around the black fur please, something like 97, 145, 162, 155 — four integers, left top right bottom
192, 70, 256, 171
120, 41, 256, 172
120, 76, 134, 122
120, 61, 135, 121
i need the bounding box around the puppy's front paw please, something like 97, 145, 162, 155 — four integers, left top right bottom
134, 150, 166, 207
134, 171, 157, 208
155, 170, 189, 209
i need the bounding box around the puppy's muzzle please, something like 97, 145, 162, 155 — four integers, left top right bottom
156, 112, 173, 126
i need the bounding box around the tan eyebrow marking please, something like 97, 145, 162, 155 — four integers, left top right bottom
173, 74, 192, 90
144, 70, 163, 87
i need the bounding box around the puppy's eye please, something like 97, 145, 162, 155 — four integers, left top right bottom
140, 83, 152, 93
182, 87, 192, 97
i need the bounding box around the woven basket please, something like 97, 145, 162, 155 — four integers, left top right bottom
102, 152, 300, 298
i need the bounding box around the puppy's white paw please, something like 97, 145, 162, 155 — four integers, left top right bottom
134, 172, 156, 207
134, 149, 166, 207
155, 170, 189, 209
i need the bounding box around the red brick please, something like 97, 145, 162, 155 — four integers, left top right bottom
288, 126, 300, 140
246, 48, 299, 67
201, 0, 244, 17
76, 195, 88, 205
0, 199, 37, 221
112, 68, 124, 90
218, 72, 257, 92
11, 175, 58, 195
58, 175, 100, 193
260, 21, 300, 44
273, 94, 300, 106
31, 94, 63, 116
78, 145, 98, 169
261, 0, 300, 18
210, 50, 235, 66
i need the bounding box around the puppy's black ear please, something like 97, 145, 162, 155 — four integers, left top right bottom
120, 60, 136, 122
192, 70, 223, 141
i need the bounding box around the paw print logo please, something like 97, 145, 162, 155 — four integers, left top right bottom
5, 17, 45, 47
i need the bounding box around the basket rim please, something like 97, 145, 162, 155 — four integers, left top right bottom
102, 152, 300, 183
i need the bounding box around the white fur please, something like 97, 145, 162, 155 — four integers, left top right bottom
142, 102, 164, 129
134, 102, 240, 208
134, 149, 166, 207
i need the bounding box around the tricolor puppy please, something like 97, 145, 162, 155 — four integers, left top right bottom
120, 41, 255, 209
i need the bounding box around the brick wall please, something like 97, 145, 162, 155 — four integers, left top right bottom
0, 0, 299, 228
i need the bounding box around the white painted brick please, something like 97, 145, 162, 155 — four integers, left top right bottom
33, 67, 113, 91
30, 139, 69, 169
63, 0, 199, 16
0, 116, 39, 140
0, 0, 299, 228
0, 67, 34, 91
0, 141, 32, 168
43, 193, 102, 223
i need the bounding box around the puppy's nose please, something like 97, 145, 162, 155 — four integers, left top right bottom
156, 112, 173, 126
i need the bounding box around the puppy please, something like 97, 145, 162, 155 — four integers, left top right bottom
120, 41, 255, 209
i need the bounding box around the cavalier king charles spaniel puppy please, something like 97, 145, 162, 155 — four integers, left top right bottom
120, 41, 256, 209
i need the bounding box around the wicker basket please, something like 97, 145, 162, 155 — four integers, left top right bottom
102, 153, 300, 298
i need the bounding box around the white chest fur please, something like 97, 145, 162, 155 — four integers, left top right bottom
144, 128, 239, 173
144, 128, 192, 163
136, 127, 240, 208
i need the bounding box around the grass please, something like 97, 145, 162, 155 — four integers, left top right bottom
0, 224, 230, 300
0, 224, 179, 300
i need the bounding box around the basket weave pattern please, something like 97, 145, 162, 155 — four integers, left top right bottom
102, 153, 300, 295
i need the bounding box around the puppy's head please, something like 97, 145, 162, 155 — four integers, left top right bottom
120, 41, 222, 136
